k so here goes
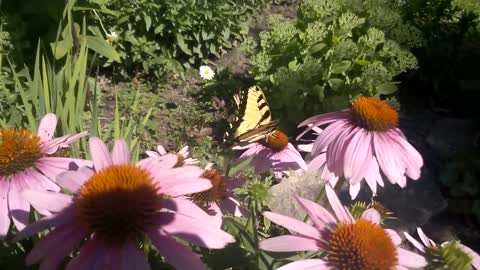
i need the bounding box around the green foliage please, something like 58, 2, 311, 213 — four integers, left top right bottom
246, 0, 420, 129
91, 0, 270, 78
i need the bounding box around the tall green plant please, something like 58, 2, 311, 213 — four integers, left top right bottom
90, 0, 270, 78
245, 0, 421, 130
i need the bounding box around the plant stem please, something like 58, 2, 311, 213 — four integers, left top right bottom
250, 201, 260, 267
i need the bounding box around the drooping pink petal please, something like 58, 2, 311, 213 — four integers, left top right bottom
145, 151, 160, 158
344, 129, 372, 184
298, 143, 313, 152
102, 243, 122, 270
37, 113, 57, 143
283, 144, 308, 170
263, 212, 321, 240
148, 231, 206, 270
277, 259, 330, 270
163, 197, 217, 225
36, 157, 92, 180
119, 243, 151, 270
373, 133, 404, 185
386, 131, 423, 180
112, 139, 130, 165
41, 131, 88, 154
294, 196, 332, 230
362, 157, 383, 196
88, 137, 113, 171
137, 155, 177, 172
26, 225, 84, 267
259, 235, 321, 252
154, 169, 212, 196
416, 227, 435, 248
218, 196, 248, 217
8, 179, 30, 230
384, 229, 402, 246
349, 183, 361, 199
326, 126, 355, 176
105, 242, 152, 270
65, 237, 108, 270
156, 145, 167, 155
311, 120, 348, 157
178, 146, 190, 157
21, 169, 60, 193
403, 232, 426, 253
360, 209, 380, 224
307, 153, 326, 171
207, 203, 224, 228
396, 247, 428, 268
157, 212, 234, 248
393, 128, 423, 168
21, 190, 72, 213
0, 179, 10, 239
297, 110, 350, 140
325, 184, 354, 223
15, 205, 78, 240
56, 167, 94, 193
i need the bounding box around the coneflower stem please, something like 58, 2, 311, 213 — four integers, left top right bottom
251, 202, 260, 265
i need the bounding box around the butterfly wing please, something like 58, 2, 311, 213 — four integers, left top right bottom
229, 86, 278, 143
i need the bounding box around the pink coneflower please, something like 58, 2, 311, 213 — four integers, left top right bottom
16, 137, 235, 270
259, 184, 427, 270
146, 144, 199, 167
404, 227, 480, 270
189, 163, 248, 227
0, 113, 89, 238
298, 97, 423, 197
233, 130, 307, 179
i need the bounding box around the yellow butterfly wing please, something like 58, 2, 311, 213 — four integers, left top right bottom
230, 86, 278, 143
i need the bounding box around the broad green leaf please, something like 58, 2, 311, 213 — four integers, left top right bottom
50, 39, 73, 59
176, 34, 192, 55
376, 82, 398, 94
308, 43, 326, 55
86, 35, 121, 63
154, 24, 164, 34
288, 59, 299, 70
328, 78, 345, 91
330, 60, 351, 73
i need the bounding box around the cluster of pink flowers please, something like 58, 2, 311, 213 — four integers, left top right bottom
2, 94, 479, 270
2, 114, 238, 269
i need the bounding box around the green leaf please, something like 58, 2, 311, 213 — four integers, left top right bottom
330, 60, 351, 73
176, 34, 192, 55
376, 82, 398, 95
50, 39, 73, 59
308, 43, 326, 55
328, 78, 345, 91
144, 15, 152, 31
154, 24, 164, 34
288, 59, 299, 70
354, 59, 370, 66
86, 36, 121, 63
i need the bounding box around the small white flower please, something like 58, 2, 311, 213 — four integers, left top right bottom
199, 65, 215, 80
106, 31, 118, 44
